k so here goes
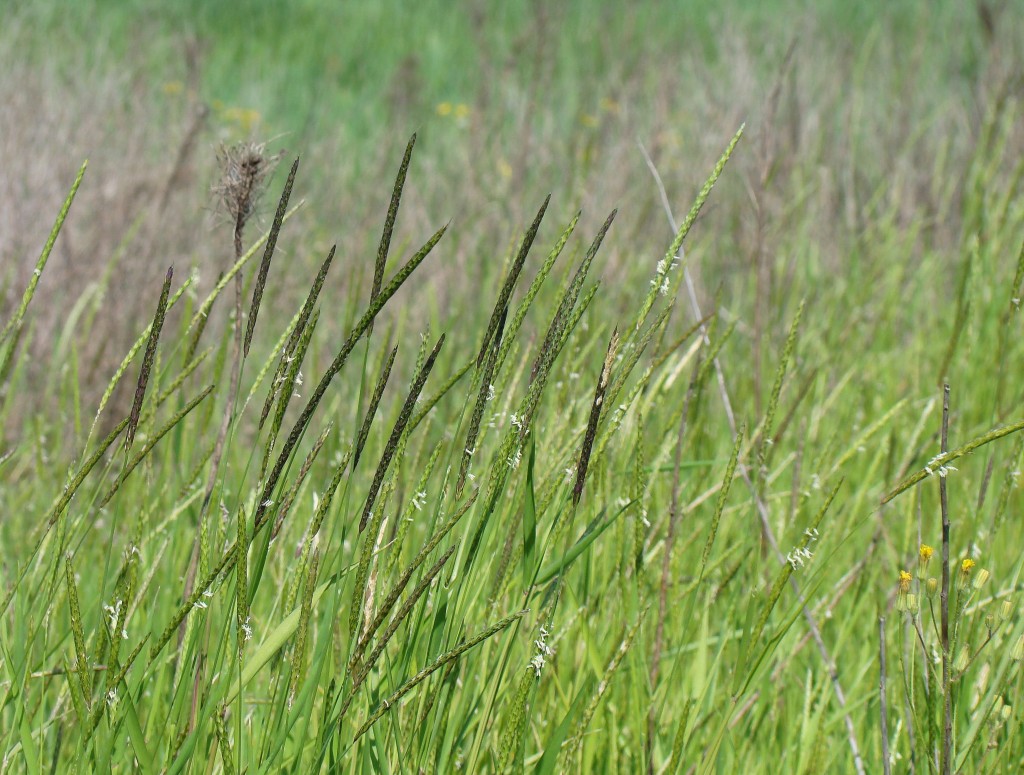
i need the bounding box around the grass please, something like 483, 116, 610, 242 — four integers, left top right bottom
3, 0, 1024, 772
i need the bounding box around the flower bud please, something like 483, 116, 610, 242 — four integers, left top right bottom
1012, 635, 1024, 662
973, 568, 990, 590
1000, 600, 1014, 622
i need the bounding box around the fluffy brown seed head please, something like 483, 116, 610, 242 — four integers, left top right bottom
213, 141, 278, 235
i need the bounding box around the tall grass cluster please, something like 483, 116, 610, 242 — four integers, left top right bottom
2, 1, 1024, 772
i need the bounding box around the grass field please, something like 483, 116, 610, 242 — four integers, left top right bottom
2, 1, 1024, 772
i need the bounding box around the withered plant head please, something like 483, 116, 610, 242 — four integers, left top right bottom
213, 141, 279, 238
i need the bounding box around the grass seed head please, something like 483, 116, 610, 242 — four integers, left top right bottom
214, 141, 279, 235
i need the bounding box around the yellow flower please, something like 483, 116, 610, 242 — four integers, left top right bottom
958, 558, 976, 590
436, 101, 453, 117
221, 106, 262, 134
898, 570, 913, 592
162, 80, 184, 96
454, 103, 470, 120
919, 544, 934, 575
897, 569, 913, 612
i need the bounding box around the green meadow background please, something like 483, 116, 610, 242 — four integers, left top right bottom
2, 0, 1023, 772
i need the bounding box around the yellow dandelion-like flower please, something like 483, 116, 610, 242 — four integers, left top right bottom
898, 570, 913, 592
919, 543, 934, 575
958, 558, 976, 590
454, 103, 470, 120
436, 101, 453, 117
897, 569, 913, 612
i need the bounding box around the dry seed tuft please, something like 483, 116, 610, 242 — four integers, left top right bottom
213, 141, 280, 254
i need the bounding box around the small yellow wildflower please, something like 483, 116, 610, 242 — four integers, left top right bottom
436, 101, 453, 117
919, 544, 934, 576
958, 558, 976, 590
898, 570, 913, 592
221, 106, 262, 134
897, 569, 913, 612
454, 103, 470, 120
162, 80, 184, 96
